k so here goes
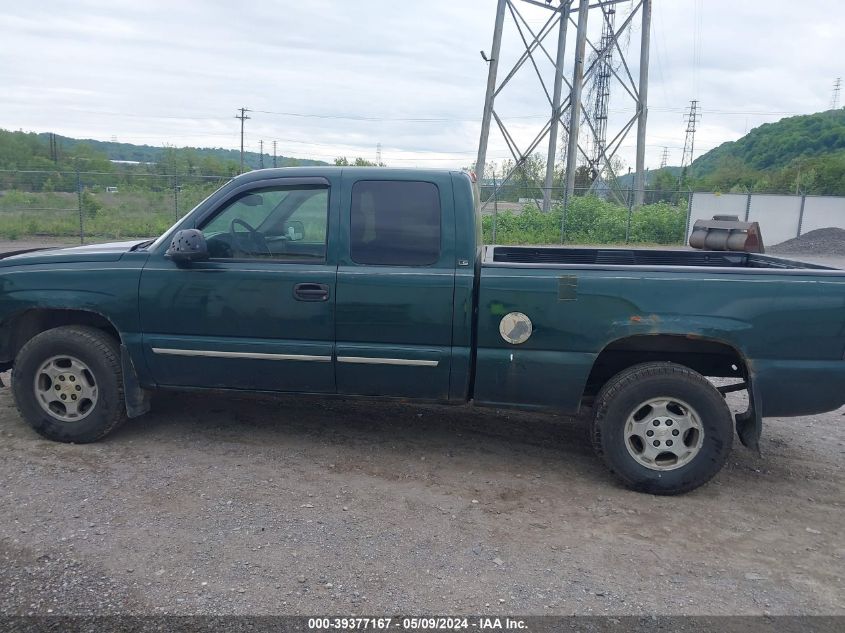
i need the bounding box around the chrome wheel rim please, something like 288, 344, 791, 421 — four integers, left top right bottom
624, 397, 704, 471
33, 355, 98, 422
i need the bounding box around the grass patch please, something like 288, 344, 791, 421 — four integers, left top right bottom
0, 183, 221, 240
483, 197, 688, 246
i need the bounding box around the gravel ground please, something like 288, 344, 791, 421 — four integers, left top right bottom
771, 228, 845, 257
0, 384, 842, 616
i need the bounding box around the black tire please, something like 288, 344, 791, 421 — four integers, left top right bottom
592, 362, 733, 495
12, 325, 126, 443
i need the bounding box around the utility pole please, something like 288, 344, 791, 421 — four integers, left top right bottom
563, 0, 590, 209
475, 0, 507, 182
235, 107, 251, 173
679, 99, 700, 186
49, 133, 58, 163
259, 140, 265, 168
832, 77, 842, 110
632, 0, 651, 207
659, 147, 668, 169
542, 1, 570, 212
272, 140, 277, 168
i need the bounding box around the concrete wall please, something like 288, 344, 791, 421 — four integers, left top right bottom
746, 195, 802, 245
801, 196, 845, 234
688, 192, 845, 245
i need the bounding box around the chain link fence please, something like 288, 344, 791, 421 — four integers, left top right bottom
0, 169, 231, 243
478, 182, 693, 246
0, 170, 691, 246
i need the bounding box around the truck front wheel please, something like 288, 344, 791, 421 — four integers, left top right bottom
591, 362, 733, 495
12, 326, 127, 443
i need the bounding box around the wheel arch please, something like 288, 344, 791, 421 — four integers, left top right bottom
585, 334, 761, 451
0, 308, 150, 419
0, 308, 122, 366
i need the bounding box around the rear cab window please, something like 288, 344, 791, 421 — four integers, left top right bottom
350, 180, 441, 266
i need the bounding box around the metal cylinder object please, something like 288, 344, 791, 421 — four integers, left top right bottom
688, 217, 765, 253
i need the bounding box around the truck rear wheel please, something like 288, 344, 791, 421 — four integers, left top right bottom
12, 326, 127, 443
592, 362, 733, 495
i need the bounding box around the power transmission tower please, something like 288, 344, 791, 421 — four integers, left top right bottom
832, 77, 842, 110
259, 140, 265, 168
235, 107, 251, 173
659, 146, 668, 169
588, 5, 616, 186
272, 141, 278, 168
475, 0, 652, 214
376, 143, 382, 166
679, 99, 700, 185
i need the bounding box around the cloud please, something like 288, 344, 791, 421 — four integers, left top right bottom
0, 0, 840, 170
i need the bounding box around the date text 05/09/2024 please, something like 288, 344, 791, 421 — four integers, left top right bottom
307, 617, 528, 630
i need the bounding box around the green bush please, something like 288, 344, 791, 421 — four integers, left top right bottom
483, 196, 687, 246
81, 190, 103, 218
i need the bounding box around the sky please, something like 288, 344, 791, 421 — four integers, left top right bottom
0, 0, 841, 171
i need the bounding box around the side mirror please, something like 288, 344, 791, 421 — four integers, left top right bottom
284, 220, 304, 241
165, 229, 209, 264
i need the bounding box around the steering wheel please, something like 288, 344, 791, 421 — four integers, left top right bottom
229, 218, 271, 257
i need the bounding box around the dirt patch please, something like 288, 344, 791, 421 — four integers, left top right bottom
0, 387, 842, 616
770, 227, 845, 256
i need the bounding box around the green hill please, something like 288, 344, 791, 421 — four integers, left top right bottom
0, 128, 327, 176
40, 134, 327, 170
688, 109, 845, 194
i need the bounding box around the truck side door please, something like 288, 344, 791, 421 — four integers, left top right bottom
335, 174, 456, 399
139, 176, 338, 393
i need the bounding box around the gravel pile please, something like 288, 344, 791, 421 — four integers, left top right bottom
770, 227, 845, 255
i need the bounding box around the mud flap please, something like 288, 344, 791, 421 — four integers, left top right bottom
121, 345, 151, 418
735, 374, 762, 454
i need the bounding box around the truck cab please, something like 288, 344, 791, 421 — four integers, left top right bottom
138, 168, 478, 401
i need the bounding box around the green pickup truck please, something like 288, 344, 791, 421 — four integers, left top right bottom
2, 167, 844, 494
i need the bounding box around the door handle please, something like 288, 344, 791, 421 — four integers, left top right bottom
293, 282, 330, 302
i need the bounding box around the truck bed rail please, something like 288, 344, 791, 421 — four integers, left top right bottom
484, 246, 833, 270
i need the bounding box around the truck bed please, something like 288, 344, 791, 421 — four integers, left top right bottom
484, 246, 835, 270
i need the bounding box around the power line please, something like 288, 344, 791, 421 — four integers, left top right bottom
259, 139, 265, 168
235, 107, 250, 173
692, 0, 703, 97
32, 104, 806, 133
250, 108, 559, 123
832, 77, 842, 110
272, 140, 277, 168
659, 146, 668, 169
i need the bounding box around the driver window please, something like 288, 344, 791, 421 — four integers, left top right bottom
200, 185, 329, 261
